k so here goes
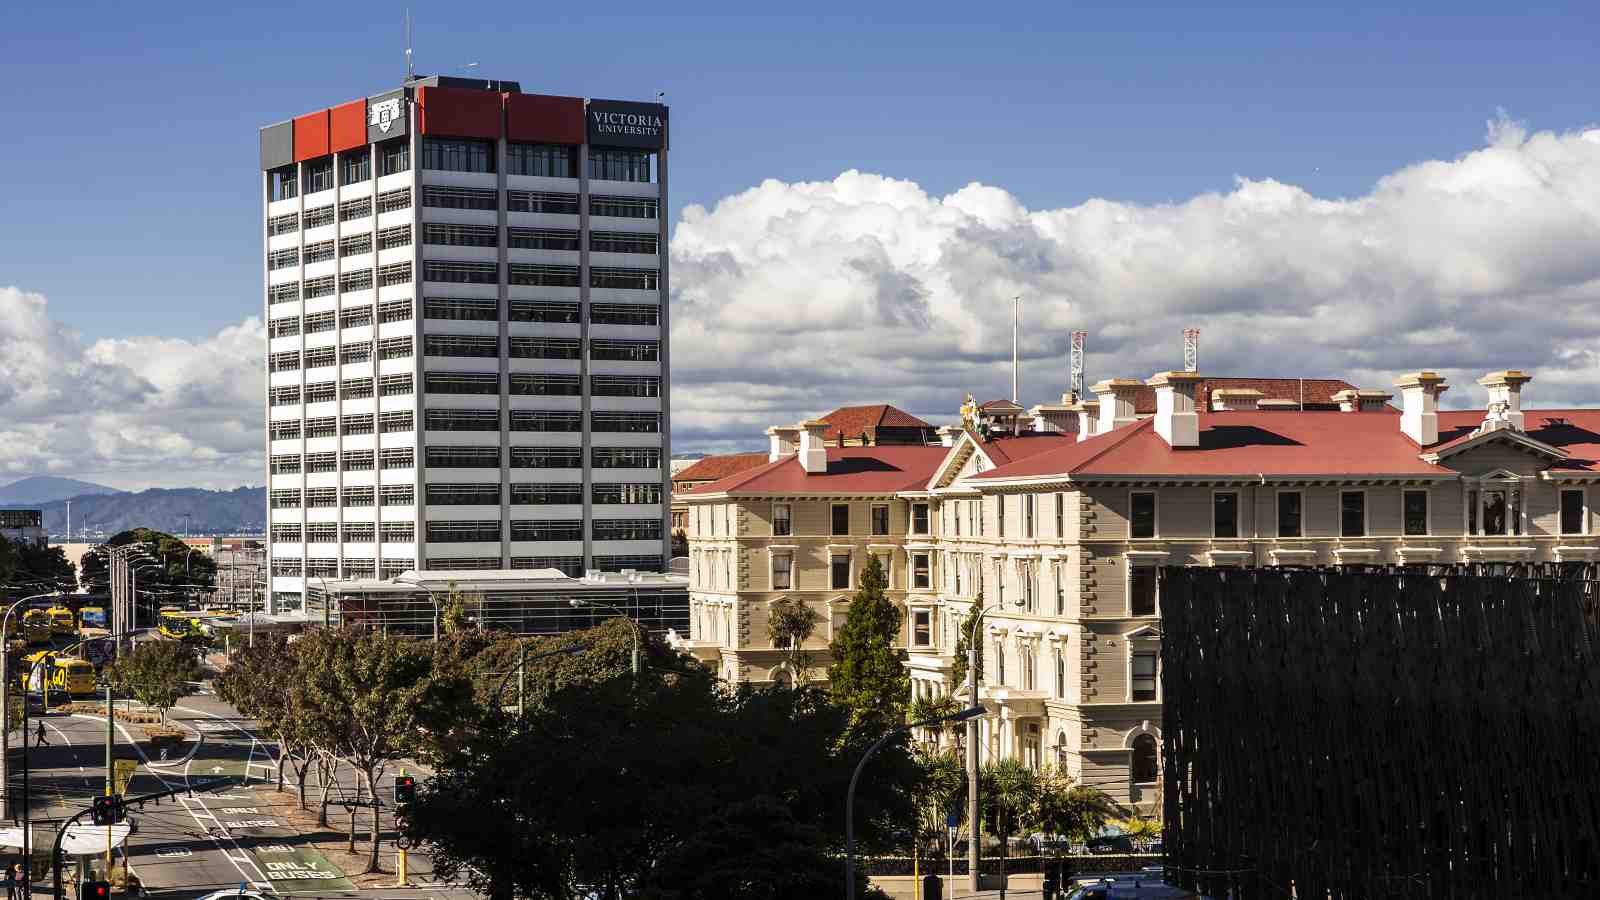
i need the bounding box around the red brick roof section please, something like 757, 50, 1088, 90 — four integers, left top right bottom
684, 446, 951, 496
1437, 410, 1600, 471
671, 452, 770, 485
817, 404, 934, 442
981, 433, 1079, 466
1131, 377, 1359, 414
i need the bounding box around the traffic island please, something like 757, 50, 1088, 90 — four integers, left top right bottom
245, 781, 425, 889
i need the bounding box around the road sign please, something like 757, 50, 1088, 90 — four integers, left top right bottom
946, 812, 959, 828
113, 759, 138, 795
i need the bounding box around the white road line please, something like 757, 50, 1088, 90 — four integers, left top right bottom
109, 714, 276, 892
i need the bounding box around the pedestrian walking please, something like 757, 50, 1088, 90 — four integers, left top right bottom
14, 863, 27, 898
33, 722, 47, 748
5, 860, 16, 900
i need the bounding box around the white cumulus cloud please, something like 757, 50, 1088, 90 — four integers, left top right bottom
668, 118, 1600, 453
0, 286, 264, 490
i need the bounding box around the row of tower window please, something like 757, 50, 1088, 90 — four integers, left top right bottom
268, 409, 660, 441
271, 139, 651, 199
268, 556, 662, 579
267, 483, 660, 508
268, 189, 654, 234
267, 337, 657, 379
268, 260, 658, 294
268, 373, 658, 401
272, 445, 660, 473
268, 223, 658, 257
267, 518, 661, 544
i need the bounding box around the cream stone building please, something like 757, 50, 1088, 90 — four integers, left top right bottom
681, 369, 1600, 811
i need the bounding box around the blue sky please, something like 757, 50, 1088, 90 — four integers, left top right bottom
2, 1, 1594, 343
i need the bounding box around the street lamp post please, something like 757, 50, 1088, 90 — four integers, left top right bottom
967, 599, 1007, 893
567, 598, 639, 675
130, 562, 162, 652
0, 591, 61, 822
492, 643, 588, 715
845, 706, 986, 900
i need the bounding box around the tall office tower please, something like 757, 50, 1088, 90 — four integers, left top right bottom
260, 77, 670, 616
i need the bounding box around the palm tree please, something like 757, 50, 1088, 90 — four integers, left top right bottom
1033, 767, 1120, 885
912, 748, 966, 867
766, 597, 819, 684
981, 758, 1038, 876
906, 693, 960, 749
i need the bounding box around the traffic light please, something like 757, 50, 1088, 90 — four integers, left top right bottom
80, 880, 111, 900
90, 794, 124, 826
393, 773, 416, 806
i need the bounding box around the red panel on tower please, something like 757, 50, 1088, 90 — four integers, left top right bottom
329, 99, 367, 153
505, 94, 585, 145
417, 86, 503, 139
293, 110, 330, 161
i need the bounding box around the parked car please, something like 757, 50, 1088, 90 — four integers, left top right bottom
1066, 870, 1201, 898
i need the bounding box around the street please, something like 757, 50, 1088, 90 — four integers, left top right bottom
12, 690, 475, 899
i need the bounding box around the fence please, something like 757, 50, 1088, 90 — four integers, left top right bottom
859, 854, 1160, 877
1160, 565, 1600, 898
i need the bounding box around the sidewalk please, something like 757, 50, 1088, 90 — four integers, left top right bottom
245, 780, 443, 890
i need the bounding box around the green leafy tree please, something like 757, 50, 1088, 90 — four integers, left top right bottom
912, 748, 967, 862
107, 641, 201, 724
439, 582, 484, 635
215, 633, 318, 808
79, 528, 217, 602
1032, 767, 1119, 884
291, 627, 462, 873
827, 557, 909, 729
949, 595, 985, 692
981, 758, 1038, 862
405, 663, 917, 900
0, 534, 76, 598
767, 597, 819, 684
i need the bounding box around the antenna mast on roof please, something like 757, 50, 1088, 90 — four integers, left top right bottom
1070, 330, 1087, 401
405, 8, 414, 82
1183, 327, 1200, 373
1012, 296, 1021, 404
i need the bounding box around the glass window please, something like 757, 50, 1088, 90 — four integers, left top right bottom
1213, 492, 1239, 539
773, 503, 791, 537
590, 231, 658, 254
590, 195, 657, 219
1277, 491, 1302, 538
912, 553, 931, 590
1340, 491, 1366, 538
1131, 733, 1159, 782
302, 157, 334, 193
340, 149, 370, 185
1561, 489, 1585, 535
508, 190, 579, 215
508, 227, 580, 251
870, 504, 890, 536
1055, 493, 1065, 537
912, 609, 931, 646
422, 138, 494, 173
997, 497, 1006, 537
1403, 490, 1429, 536
506, 143, 574, 177
1130, 492, 1156, 539
423, 186, 497, 210
831, 554, 851, 590
587, 148, 654, 182
911, 503, 929, 535
1131, 652, 1157, 702
1129, 566, 1157, 616
590, 303, 658, 326
378, 138, 409, 175
772, 553, 793, 591
831, 504, 849, 536
268, 166, 297, 201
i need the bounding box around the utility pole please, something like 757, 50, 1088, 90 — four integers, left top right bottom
105, 680, 114, 879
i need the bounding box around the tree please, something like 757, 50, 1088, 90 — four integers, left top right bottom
949, 595, 985, 692
291, 627, 457, 873
405, 654, 919, 900
1032, 767, 1119, 885
79, 528, 217, 606
981, 758, 1038, 863
107, 641, 200, 724
827, 557, 909, 729
439, 582, 483, 636
215, 633, 318, 808
0, 534, 76, 598
911, 748, 966, 863
767, 597, 819, 684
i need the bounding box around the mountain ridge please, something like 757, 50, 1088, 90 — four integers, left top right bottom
1, 486, 266, 537
0, 476, 120, 506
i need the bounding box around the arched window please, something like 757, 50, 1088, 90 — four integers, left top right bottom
772, 668, 793, 689
1021, 646, 1034, 690
1131, 733, 1159, 783
1055, 730, 1069, 765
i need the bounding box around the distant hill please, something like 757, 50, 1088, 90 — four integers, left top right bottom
5, 487, 267, 537
0, 476, 119, 506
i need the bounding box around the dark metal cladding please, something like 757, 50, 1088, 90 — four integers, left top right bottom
260, 121, 293, 171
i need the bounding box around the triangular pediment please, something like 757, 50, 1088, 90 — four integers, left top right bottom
926, 428, 998, 491
1422, 426, 1567, 468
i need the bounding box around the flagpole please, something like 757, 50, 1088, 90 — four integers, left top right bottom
1012, 296, 1020, 403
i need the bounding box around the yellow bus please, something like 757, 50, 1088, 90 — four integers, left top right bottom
20, 610, 52, 645
46, 606, 77, 638
79, 606, 107, 630
158, 610, 201, 640
21, 652, 98, 698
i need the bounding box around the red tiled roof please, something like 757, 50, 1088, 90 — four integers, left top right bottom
817, 404, 934, 442
671, 452, 770, 485
1437, 410, 1600, 471
980, 433, 1078, 466
1130, 377, 1359, 414
684, 445, 951, 496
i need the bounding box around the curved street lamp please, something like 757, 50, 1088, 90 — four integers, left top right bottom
965, 597, 1015, 891
492, 643, 588, 717
845, 705, 987, 900
567, 598, 640, 675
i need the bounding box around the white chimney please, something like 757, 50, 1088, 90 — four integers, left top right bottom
766, 425, 800, 463
1333, 389, 1360, 412
797, 420, 829, 474
1149, 371, 1203, 448
1478, 370, 1531, 431
936, 425, 961, 447
1093, 379, 1142, 435
1211, 388, 1264, 412
1074, 398, 1100, 442
1394, 372, 1448, 445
